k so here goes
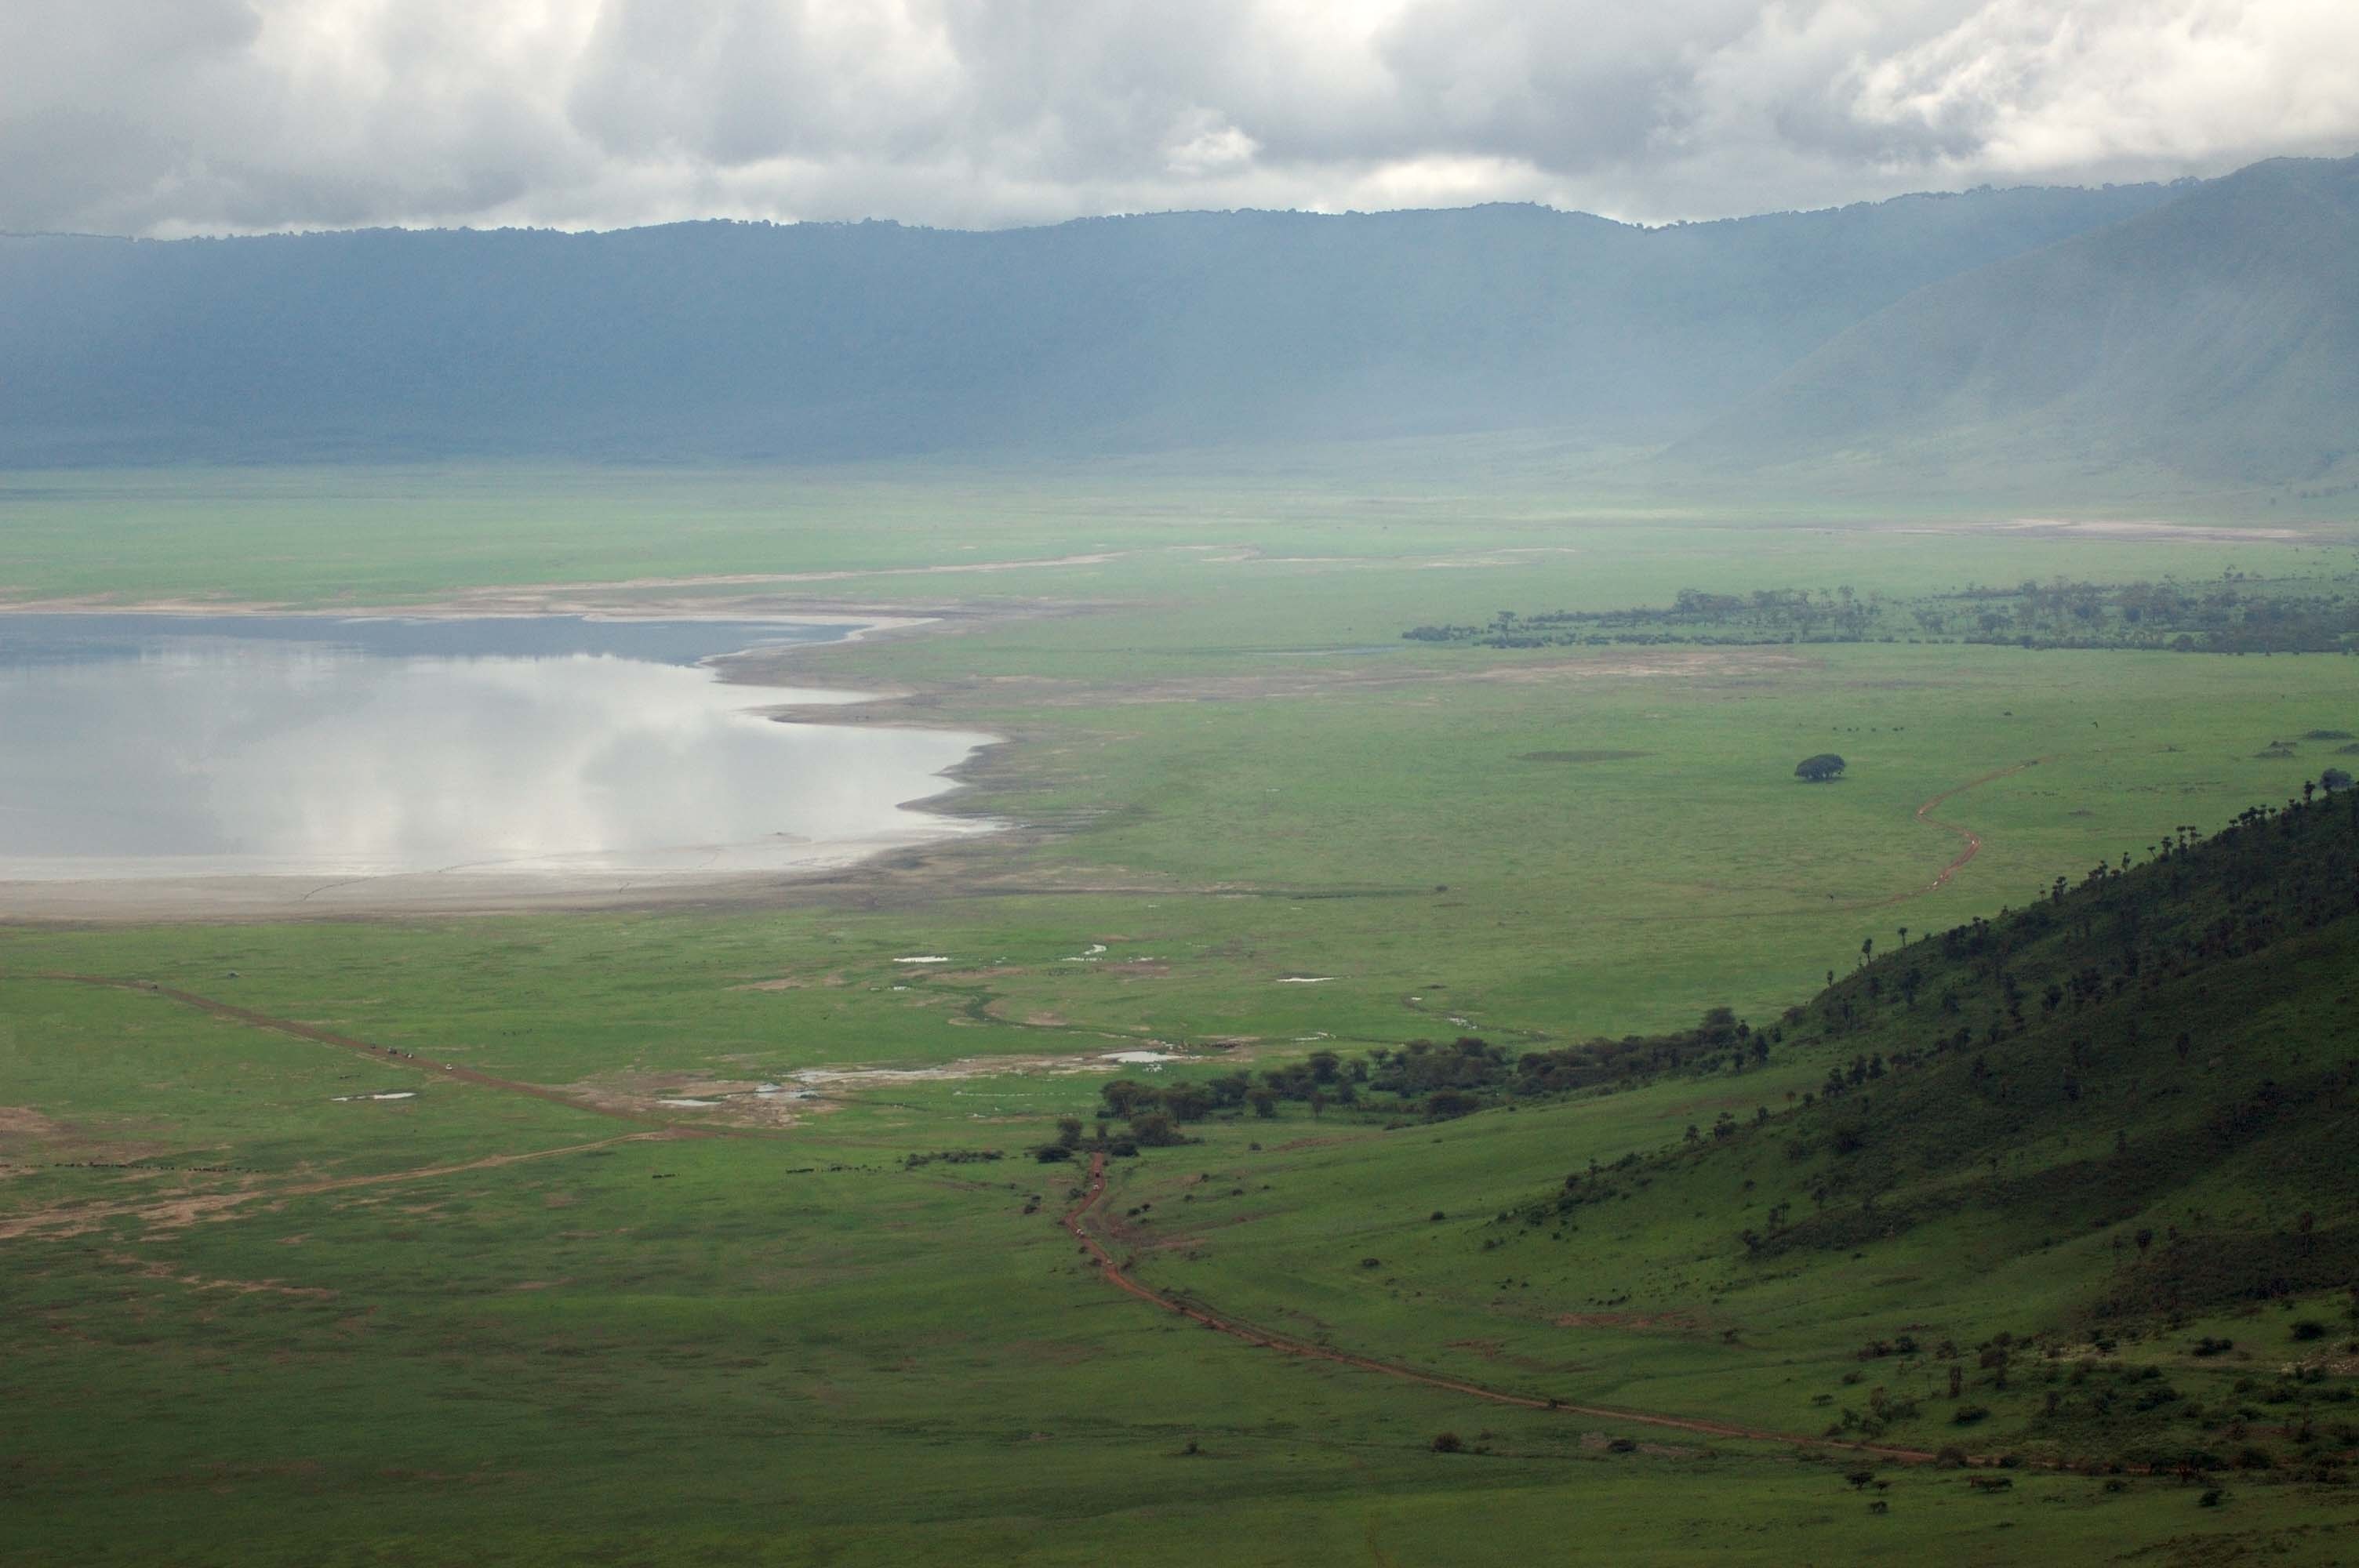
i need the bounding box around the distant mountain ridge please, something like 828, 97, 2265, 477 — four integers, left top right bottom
2, 161, 2350, 483
1678, 156, 2359, 486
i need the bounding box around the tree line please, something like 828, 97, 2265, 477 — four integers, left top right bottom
1403, 572, 2359, 655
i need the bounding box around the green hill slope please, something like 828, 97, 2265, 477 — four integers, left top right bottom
1103, 777, 2359, 1472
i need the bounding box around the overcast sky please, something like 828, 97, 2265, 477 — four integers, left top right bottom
6, 0, 2355, 237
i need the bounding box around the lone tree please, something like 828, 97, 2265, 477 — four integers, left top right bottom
1795, 753, 1848, 783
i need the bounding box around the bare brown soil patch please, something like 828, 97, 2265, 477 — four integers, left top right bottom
443, 552, 1126, 601
100, 1250, 337, 1300
789, 1052, 1125, 1088
1474, 648, 1812, 684
1213, 545, 1584, 571
0, 1132, 679, 1241
1994, 518, 2315, 544
0, 1105, 66, 1138
1554, 1312, 1709, 1334
562, 1073, 812, 1129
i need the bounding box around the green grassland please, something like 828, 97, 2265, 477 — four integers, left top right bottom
4, 463, 2357, 1563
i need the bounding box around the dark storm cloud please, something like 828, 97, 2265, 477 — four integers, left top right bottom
5, 0, 2354, 235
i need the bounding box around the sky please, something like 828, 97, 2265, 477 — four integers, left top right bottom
6, 0, 2356, 238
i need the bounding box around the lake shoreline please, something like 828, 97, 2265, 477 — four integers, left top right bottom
0, 597, 1018, 922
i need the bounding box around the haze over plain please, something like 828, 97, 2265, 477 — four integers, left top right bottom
8, 5, 2359, 1566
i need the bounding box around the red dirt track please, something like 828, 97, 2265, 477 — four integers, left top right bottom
1061, 1152, 1947, 1464
1896, 757, 2050, 902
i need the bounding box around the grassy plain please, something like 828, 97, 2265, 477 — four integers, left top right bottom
4, 462, 2357, 1563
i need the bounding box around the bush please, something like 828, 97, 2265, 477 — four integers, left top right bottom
1951, 1405, 1990, 1426
1430, 1432, 1463, 1454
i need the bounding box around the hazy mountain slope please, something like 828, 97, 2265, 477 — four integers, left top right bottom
0, 182, 2177, 466
1680, 156, 2359, 484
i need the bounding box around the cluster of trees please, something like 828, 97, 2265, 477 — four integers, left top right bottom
1403, 572, 2359, 656
1930, 575, 2359, 653
1059, 1008, 1783, 1156
1403, 586, 1886, 648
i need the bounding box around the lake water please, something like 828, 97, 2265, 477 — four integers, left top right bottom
0, 614, 995, 880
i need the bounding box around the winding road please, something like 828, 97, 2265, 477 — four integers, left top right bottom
1061, 1152, 1949, 1465
1875, 756, 2052, 907
5, 758, 2050, 1454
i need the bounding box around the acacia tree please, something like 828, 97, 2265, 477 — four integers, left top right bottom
1795, 753, 1848, 782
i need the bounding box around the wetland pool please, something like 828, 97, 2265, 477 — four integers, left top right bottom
0, 613, 996, 884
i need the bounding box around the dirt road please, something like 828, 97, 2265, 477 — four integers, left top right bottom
1062, 1152, 1948, 1465
4, 970, 787, 1136
1901, 757, 2049, 899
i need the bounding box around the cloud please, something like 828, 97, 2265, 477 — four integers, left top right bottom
3, 0, 2353, 236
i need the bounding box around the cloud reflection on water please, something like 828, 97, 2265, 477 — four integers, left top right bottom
0, 645, 992, 877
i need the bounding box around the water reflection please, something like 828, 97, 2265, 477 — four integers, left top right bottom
0, 619, 993, 879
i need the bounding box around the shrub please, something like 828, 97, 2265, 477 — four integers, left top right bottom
1430, 1432, 1463, 1454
